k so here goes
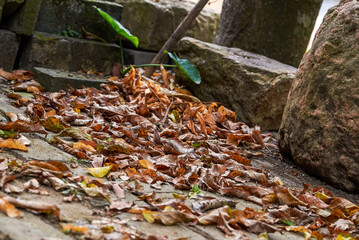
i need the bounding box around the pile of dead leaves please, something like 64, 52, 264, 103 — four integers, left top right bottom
0, 68, 358, 240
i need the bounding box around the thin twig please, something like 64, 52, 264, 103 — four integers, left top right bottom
160, 97, 174, 125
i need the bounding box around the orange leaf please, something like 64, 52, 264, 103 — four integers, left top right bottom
61, 223, 88, 235
73, 142, 96, 153
0, 197, 23, 218
138, 159, 154, 170
0, 139, 28, 151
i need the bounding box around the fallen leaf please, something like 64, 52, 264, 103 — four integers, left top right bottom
0, 197, 23, 218
0, 139, 28, 151
87, 165, 113, 178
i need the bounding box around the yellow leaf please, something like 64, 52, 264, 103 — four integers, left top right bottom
138, 159, 154, 169
73, 108, 81, 114
0, 139, 28, 152
142, 210, 156, 223
337, 234, 356, 240
87, 165, 112, 178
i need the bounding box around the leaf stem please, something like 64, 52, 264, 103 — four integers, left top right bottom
119, 39, 124, 74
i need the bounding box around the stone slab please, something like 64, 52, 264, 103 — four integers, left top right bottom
123, 48, 157, 65
35, 0, 123, 43
0, 209, 72, 240
20, 32, 122, 74
34, 67, 107, 92
0, 29, 20, 71
4, 0, 42, 36
0, 134, 74, 162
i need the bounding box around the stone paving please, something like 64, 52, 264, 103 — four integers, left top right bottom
0, 82, 317, 240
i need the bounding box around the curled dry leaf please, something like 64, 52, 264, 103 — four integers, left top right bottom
6, 112, 18, 122
0, 120, 47, 134
0, 197, 23, 218
3, 196, 60, 219
0, 139, 28, 152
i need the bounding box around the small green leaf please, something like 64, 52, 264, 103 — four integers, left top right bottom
93, 6, 139, 48
189, 184, 202, 199
192, 141, 203, 148
165, 51, 201, 84
281, 219, 293, 226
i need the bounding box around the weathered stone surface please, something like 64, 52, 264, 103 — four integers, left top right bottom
1, 0, 24, 19
214, 0, 322, 67
4, 0, 42, 36
279, 0, 359, 192
177, 37, 296, 130
123, 48, 157, 65
0, 29, 20, 71
35, 0, 123, 43
0, 0, 6, 20
114, 0, 220, 51
20, 32, 122, 74
34, 67, 107, 92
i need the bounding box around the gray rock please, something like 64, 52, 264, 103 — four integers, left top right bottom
177, 37, 297, 131
20, 32, 122, 74
279, 0, 359, 192
34, 67, 107, 92
0, 29, 20, 71
35, 0, 123, 43
114, 0, 220, 51
4, 0, 42, 36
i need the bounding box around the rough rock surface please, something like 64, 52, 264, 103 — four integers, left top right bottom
279, 0, 359, 192
34, 67, 107, 92
0, 0, 4, 20
214, 0, 322, 67
20, 32, 121, 74
4, 0, 42, 36
35, 0, 123, 43
114, 0, 220, 50
177, 37, 297, 130
0, 29, 20, 71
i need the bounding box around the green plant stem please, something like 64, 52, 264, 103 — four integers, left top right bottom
119, 39, 124, 73
122, 64, 176, 75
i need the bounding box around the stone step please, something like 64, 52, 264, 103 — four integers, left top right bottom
2, 0, 122, 40
20, 31, 122, 74
34, 67, 108, 92
35, 0, 123, 43
0, 29, 20, 71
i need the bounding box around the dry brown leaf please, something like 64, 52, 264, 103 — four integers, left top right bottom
0, 139, 28, 151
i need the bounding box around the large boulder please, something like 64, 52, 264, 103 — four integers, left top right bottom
279, 0, 359, 192
114, 0, 220, 51
177, 37, 297, 130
